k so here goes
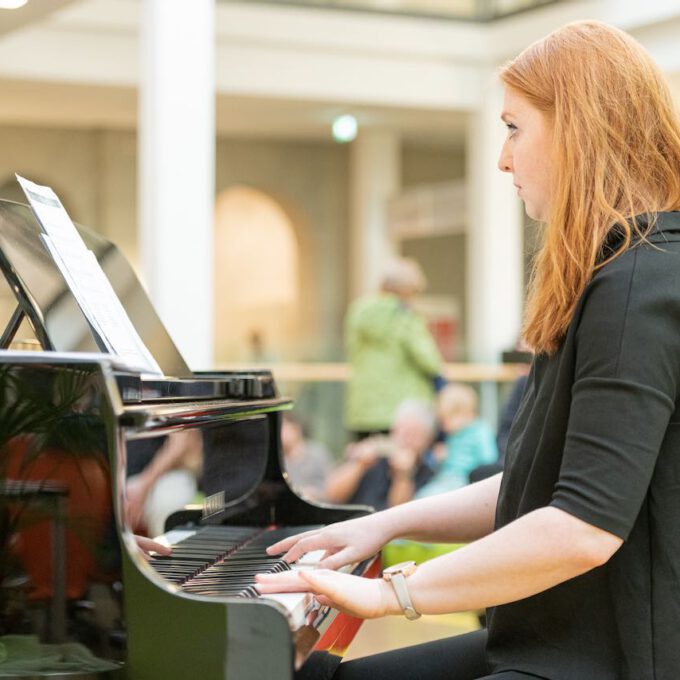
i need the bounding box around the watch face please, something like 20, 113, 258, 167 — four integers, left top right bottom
383, 560, 417, 577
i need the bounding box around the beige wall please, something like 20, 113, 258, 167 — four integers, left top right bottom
0, 125, 138, 266
400, 143, 468, 358
0, 124, 469, 363
215, 138, 350, 362
402, 142, 465, 188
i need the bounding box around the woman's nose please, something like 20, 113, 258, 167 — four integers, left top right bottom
498, 142, 512, 173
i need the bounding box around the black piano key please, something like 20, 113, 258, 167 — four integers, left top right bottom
183, 582, 259, 590
148, 524, 320, 595
185, 585, 262, 598
185, 579, 260, 586
207, 558, 289, 568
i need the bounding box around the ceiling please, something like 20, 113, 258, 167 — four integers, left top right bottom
0, 0, 77, 37
219, 0, 563, 22
0, 0, 475, 146
0, 0, 678, 148
0, 77, 469, 147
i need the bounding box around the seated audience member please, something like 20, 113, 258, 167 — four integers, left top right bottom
468, 373, 529, 484
326, 400, 438, 510
415, 383, 498, 498
281, 412, 334, 501
126, 430, 203, 537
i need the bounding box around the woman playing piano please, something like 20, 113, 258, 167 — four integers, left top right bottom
257, 20, 680, 680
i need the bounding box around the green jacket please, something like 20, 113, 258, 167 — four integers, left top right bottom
344, 293, 442, 431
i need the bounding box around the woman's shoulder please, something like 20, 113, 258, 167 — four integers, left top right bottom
594, 213, 680, 287
577, 216, 680, 342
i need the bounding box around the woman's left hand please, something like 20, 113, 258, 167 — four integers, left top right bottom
255, 569, 399, 619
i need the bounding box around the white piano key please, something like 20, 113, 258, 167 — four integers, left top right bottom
295, 550, 355, 574
259, 591, 312, 629
154, 528, 197, 548
295, 549, 325, 566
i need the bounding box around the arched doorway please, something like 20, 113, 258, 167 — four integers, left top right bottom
214, 185, 300, 362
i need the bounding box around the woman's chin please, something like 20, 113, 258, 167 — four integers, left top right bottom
524, 202, 547, 223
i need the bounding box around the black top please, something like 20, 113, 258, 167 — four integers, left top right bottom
487, 212, 680, 680
496, 374, 528, 464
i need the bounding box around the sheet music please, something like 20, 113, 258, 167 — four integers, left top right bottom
16, 175, 163, 376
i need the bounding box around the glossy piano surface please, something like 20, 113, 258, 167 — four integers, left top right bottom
119, 368, 376, 680
0, 199, 189, 378
0, 200, 378, 679
0, 356, 123, 677
0, 354, 376, 679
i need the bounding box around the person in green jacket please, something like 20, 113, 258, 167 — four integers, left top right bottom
345, 258, 443, 439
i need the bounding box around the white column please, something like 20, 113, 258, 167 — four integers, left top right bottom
139, 0, 215, 370
465, 73, 524, 363
349, 130, 401, 299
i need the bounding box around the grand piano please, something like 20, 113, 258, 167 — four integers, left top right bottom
0, 198, 379, 679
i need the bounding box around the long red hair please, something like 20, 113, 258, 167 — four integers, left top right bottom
501, 21, 680, 355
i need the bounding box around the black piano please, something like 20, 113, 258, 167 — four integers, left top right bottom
0, 199, 379, 679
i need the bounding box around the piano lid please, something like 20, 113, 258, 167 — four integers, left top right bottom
0, 199, 192, 379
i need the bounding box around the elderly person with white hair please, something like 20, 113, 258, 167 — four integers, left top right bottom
326, 400, 439, 510
344, 257, 443, 440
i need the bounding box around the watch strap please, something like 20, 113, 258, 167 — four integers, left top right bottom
390, 571, 421, 620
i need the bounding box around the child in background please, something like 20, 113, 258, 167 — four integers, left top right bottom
415, 383, 498, 498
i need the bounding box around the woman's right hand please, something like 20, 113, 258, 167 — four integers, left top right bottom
266, 513, 391, 570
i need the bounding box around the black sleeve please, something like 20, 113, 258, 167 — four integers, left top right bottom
550, 248, 680, 539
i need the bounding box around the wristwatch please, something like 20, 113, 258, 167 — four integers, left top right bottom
382, 560, 421, 620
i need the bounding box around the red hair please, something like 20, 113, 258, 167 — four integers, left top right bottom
501, 21, 680, 354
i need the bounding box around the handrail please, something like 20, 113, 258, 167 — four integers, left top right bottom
215, 362, 527, 383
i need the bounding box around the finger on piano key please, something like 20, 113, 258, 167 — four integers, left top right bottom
254, 570, 310, 594
286, 545, 356, 573
315, 548, 358, 571
265, 528, 319, 558
295, 549, 326, 567
279, 534, 338, 565
135, 535, 173, 558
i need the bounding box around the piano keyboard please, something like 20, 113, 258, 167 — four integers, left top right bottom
149, 525, 326, 627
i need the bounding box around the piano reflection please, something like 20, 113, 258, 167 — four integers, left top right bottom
0, 198, 379, 680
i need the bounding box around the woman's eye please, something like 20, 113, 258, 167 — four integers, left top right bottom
506, 122, 518, 137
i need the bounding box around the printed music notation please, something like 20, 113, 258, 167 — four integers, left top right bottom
16, 174, 162, 375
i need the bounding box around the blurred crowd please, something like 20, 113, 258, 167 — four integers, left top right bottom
126, 257, 529, 536
284, 380, 523, 511
282, 257, 530, 512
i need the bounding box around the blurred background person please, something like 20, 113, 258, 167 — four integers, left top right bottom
496, 340, 533, 462
468, 344, 533, 485
494, 373, 528, 465
344, 258, 443, 440
126, 430, 203, 537
280, 411, 334, 502
415, 383, 497, 498
326, 399, 438, 510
